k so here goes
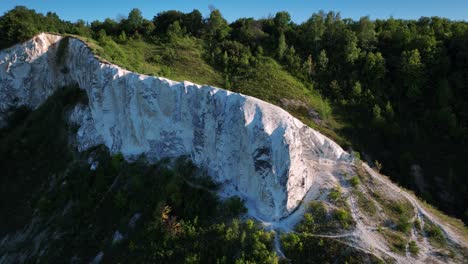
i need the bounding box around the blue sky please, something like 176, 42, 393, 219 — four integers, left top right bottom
0, 0, 467, 23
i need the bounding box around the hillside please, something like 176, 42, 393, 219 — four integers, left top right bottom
1, 5, 468, 263
73, 34, 343, 146
2, 6, 466, 223
0, 32, 467, 264
67, 10, 468, 224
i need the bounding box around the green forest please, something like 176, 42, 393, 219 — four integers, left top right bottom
1, 5, 467, 227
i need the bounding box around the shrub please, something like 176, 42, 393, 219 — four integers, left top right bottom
296, 201, 330, 233
111, 153, 124, 171
333, 208, 352, 229
37, 196, 53, 216
374, 160, 383, 172
352, 151, 361, 161
281, 233, 381, 263
281, 233, 302, 252
114, 190, 128, 210
386, 201, 413, 227
223, 196, 247, 218
383, 230, 407, 254
408, 240, 419, 255
297, 213, 316, 233
307, 201, 328, 221
353, 190, 377, 217
414, 219, 421, 231
350, 176, 360, 187
425, 222, 445, 245
392, 239, 407, 253
396, 215, 412, 234
328, 186, 342, 202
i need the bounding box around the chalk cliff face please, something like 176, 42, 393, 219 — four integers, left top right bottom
0, 33, 350, 220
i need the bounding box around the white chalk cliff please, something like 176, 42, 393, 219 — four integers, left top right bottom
0, 33, 350, 221
2, 34, 468, 264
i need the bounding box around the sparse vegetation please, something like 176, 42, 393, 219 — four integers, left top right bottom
414, 219, 421, 231
425, 221, 446, 247
281, 233, 383, 263
396, 214, 412, 234
352, 151, 361, 161
353, 190, 377, 217
418, 198, 468, 243
374, 160, 382, 172
371, 190, 414, 232
329, 186, 343, 204
382, 229, 407, 254
408, 240, 419, 255
296, 201, 328, 233
350, 175, 360, 187
296, 200, 355, 233
333, 208, 353, 229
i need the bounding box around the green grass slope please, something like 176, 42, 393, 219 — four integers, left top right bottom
76, 35, 224, 87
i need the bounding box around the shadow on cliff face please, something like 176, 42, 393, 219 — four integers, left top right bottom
0, 37, 89, 235
0, 86, 87, 235
244, 105, 290, 220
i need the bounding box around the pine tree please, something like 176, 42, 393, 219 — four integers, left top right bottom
277, 32, 287, 60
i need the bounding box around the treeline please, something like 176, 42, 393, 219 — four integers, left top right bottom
1, 6, 467, 222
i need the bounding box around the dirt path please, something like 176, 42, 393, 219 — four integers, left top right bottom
362, 163, 467, 249
346, 187, 410, 263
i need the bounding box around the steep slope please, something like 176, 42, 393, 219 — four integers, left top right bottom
0, 33, 349, 221
0, 33, 467, 263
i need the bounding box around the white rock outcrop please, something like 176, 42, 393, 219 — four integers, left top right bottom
0, 33, 351, 220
